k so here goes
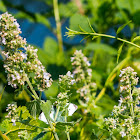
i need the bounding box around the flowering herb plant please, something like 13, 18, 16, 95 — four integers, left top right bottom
0, 12, 140, 140
0, 12, 78, 140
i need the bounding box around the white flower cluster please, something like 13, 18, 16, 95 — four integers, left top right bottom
71, 50, 92, 83
119, 67, 139, 93
18, 130, 30, 140
0, 12, 52, 91
71, 50, 96, 103
59, 71, 75, 92
5, 103, 18, 126
105, 67, 140, 139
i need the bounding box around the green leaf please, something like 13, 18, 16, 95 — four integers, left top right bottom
116, 0, 140, 12
1, 106, 39, 140
44, 82, 58, 99
117, 43, 125, 63
26, 100, 41, 118
43, 37, 59, 64
69, 13, 93, 32
0, 1, 7, 12
85, 43, 117, 55
37, 120, 49, 128
55, 122, 73, 130
40, 100, 52, 120
14, 12, 34, 22
59, 2, 78, 17
33, 132, 47, 140
0, 126, 7, 132
35, 46, 48, 66
116, 20, 132, 36
35, 14, 50, 28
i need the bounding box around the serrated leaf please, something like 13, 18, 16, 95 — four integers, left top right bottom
26, 100, 41, 118
1, 106, 39, 140
33, 131, 47, 140
40, 100, 52, 120
117, 43, 124, 63
85, 43, 117, 55
116, 20, 132, 36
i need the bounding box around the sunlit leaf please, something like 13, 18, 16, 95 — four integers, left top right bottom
0, 1, 7, 12
40, 100, 52, 120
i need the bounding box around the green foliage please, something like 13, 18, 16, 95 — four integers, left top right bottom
0, 0, 140, 139
1, 106, 39, 140
26, 100, 41, 118
69, 14, 93, 33
40, 101, 52, 120
85, 43, 117, 55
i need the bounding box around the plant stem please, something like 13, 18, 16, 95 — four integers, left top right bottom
48, 119, 59, 140
53, 0, 63, 52
54, 106, 60, 122
137, 131, 139, 140
66, 28, 140, 49
65, 115, 70, 140
25, 76, 39, 100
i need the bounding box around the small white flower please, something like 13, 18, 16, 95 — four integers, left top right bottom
11, 119, 16, 126
21, 52, 27, 60
120, 131, 126, 137
70, 57, 74, 62
14, 21, 20, 28
66, 71, 73, 78
2, 37, 6, 45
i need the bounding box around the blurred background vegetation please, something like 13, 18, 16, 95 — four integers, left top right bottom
0, 0, 140, 139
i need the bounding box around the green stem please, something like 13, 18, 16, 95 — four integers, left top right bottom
25, 76, 39, 100
53, 0, 63, 52
25, 88, 36, 99
48, 119, 59, 140
66, 29, 140, 49
65, 115, 70, 140
137, 131, 139, 140
54, 106, 60, 122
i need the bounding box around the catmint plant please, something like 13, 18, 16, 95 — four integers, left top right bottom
0, 12, 52, 95
0, 12, 80, 140
71, 50, 97, 108
105, 67, 140, 139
